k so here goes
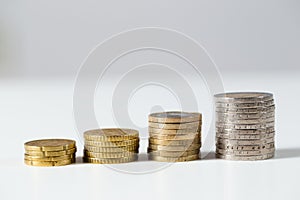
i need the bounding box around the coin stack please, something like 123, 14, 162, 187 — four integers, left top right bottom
215, 92, 275, 161
24, 139, 77, 167
83, 128, 140, 164
148, 111, 202, 162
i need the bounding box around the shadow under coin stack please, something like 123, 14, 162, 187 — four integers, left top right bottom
148, 111, 202, 162
83, 129, 140, 164
24, 139, 76, 167
215, 92, 275, 160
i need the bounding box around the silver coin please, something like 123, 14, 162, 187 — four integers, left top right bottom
216, 137, 275, 145
214, 92, 274, 102
216, 127, 275, 135
216, 105, 275, 113
216, 122, 275, 129
216, 112, 275, 120
216, 117, 274, 124
216, 153, 274, 161
216, 143, 275, 151
216, 132, 275, 140
216, 148, 275, 156
215, 100, 274, 108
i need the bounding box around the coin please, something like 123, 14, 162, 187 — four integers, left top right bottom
148, 121, 201, 130
24, 153, 75, 161
83, 155, 138, 164
148, 149, 199, 157
148, 143, 201, 151
216, 112, 275, 120
24, 158, 73, 167
216, 127, 275, 135
149, 133, 201, 140
214, 92, 274, 102
84, 150, 138, 158
216, 153, 274, 161
216, 148, 275, 156
148, 154, 199, 162
216, 143, 275, 151
216, 132, 275, 140
215, 100, 274, 108
24, 139, 76, 151
216, 116, 274, 124
216, 137, 275, 146
148, 127, 201, 135
149, 111, 202, 123
84, 145, 139, 153
84, 139, 139, 147
149, 138, 200, 146
25, 148, 77, 157
216, 105, 275, 113
84, 128, 139, 141
216, 122, 275, 129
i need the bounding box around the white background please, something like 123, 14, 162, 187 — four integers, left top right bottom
1, 1, 300, 200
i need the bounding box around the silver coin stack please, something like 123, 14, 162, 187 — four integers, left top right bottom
214, 92, 275, 161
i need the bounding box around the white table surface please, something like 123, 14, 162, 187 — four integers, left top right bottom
0, 70, 299, 200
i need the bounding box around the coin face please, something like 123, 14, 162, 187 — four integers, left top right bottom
24, 139, 76, 151
149, 111, 202, 123
84, 128, 139, 141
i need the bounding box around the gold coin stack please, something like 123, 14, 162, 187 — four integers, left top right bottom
148, 111, 202, 162
24, 139, 76, 167
83, 128, 140, 164
215, 92, 275, 161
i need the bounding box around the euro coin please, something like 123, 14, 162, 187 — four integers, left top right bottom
149, 111, 202, 123
148, 121, 201, 130
84, 128, 139, 141
24, 158, 73, 167
148, 149, 199, 157
84, 138, 139, 147
84, 150, 138, 158
83, 155, 138, 164
25, 148, 77, 157
148, 143, 201, 151
148, 154, 199, 162
24, 153, 75, 162
24, 139, 76, 151
216, 153, 274, 161
84, 145, 139, 153
149, 138, 200, 146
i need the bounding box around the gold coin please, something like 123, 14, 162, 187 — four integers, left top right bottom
84, 138, 139, 147
148, 149, 199, 157
24, 153, 75, 161
148, 154, 199, 162
24, 158, 73, 167
84, 150, 137, 158
24, 139, 76, 151
84, 128, 139, 141
149, 127, 201, 135
84, 145, 139, 153
148, 121, 201, 130
149, 112, 202, 123
148, 143, 201, 151
149, 137, 201, 146
83, 155, 138, 164
25, 148, 77, 157
149, 133, 201, 140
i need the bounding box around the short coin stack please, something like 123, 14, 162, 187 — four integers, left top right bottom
148, 111, 202, 162
215, 92, 275, 161
24, 139, 76, 167
83, 128, 140, 164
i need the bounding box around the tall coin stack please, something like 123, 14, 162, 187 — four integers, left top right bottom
24, 139, 77, 167
83, 128, 140, 164
148, 111, 202, 162
215, 92, 275, 160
